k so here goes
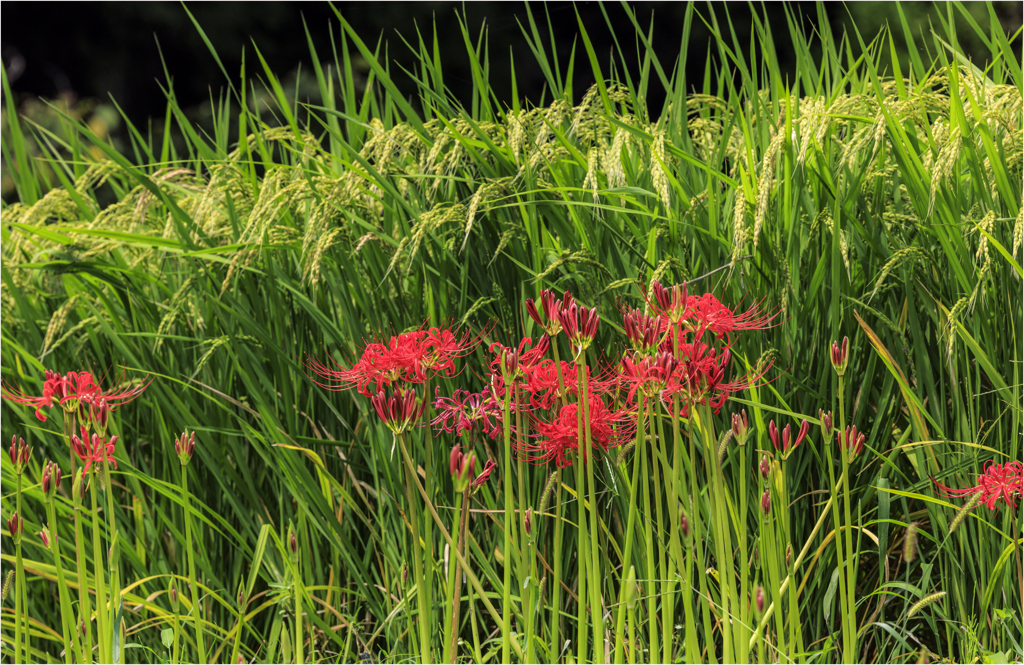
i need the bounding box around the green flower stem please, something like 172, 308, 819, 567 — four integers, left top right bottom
398, 432, 431, 663
738, 441, 750, 662
72, 478, 94, 662
515, 390, 534, 663
294, 563, 304, 665
747, 471, 846, 652
612, 402, 647, 665
172, 607, 181, 665
14, 473, 24, 665
102, 458, 126, 661
468, 562, 483, 664
686, 415, 717, 664
443, 489, 465, 663
652, 401, 672, 664
395, 433, 525, 659
500, 386, 515, 665
548, 335, 568, 652
672, 401, 699, 665
761, 474, 788, 661
781, 461, 803, 659
179, 463, 208, 663
450, 490, 471, 664
823, 416, 850, 662
229, 584, 246, 665
838, 376, 857, 659
422, 377, 436, 637
89, 472, 109, 663
44, 500, 74, 665
574, 418, 590, 665
641, 399, 659, 662
579, 358, 604, 663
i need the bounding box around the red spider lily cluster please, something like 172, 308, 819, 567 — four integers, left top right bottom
71, 427, 119, 474
1, 369, 150, 422
934, 461, 1024, 511
308, 281, 779, 474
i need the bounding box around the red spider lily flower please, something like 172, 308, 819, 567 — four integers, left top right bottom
71, 427, 119, 474
685, 293, 780, 341
2, 369, 149, 422
41, 460, 61, 501
471, 459, 497, 487
830, 337, 849, 376
933, 461, 1024, 511
523, 360, 617, 410
731, 410, 751, 446
371, 388, 425, 435
306, 326, 482, 398
526, 289, 571, 337
837, 424, 865, 459
8, 435, 31, 475
449, 445, 476, 492
488, 337, 550, 399
621, 307, 666, 355
432, 388, 502, 437
174, 430, 196, 466
768, 419, 809, 458
558, 302, 599, 354
522, 396, 632, 467
642, 279, 689, 324
8, 512, 23, 544
620, 352, 678, 402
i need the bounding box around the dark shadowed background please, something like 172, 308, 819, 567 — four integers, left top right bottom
2, 2, 1021, 162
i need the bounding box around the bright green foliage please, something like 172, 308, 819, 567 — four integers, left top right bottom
1, 3, 1021, 663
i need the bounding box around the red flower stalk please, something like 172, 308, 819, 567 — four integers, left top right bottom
471, 459, 497, 487
175, 430, 196, 466
432, 388, 502, 437
526, 289, 570, 337
731, 410, 751, 446
8, 512, 23, 544
42, 460, 62, 501
371, 388, 425, 435
71, 427, 119, 474
450, 445, 477, 492
558, 302, 599, 354
8, 435, 31, 475
933, 461, 1023, 511
768, 419, 809, 458
522, 395, 632, 467
40, 525, 54, 548
621, 307, 665, 355
830, 337, 849, 376
837, 424, 865, 459
643, 279, 689, 324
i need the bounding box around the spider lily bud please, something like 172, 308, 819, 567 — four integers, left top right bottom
524, 508, 532, 537
471, 459, 497, 487
169, 580, 180, 612
402, 564, 409, 586
450, 446, 476, 493
558, 303, 599, 353
287, 524, 299, 563
623, 308, 661, 355
42, 460, 62, 501
759, 454, 770, 479
91, 399, 110, 433
786, 543, 793, 568
755, 586, 765, 615
525, 298, 543, 328
830, 337, 849, 376
731, 410, 751, 446
237, 581, 246, 607
8, 512, 23, 545
649, 279, 688, 323
526, 289, 565, 337
818, 409, 834, 441
680, 512, 690, 539
8, 435, 31, 474
838, 424, 866, 459
40, 525, 54, 548
175, 430, 196, 466
761, 489, 771, 516
371, 388, 425, 435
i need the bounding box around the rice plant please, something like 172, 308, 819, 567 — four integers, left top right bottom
1, 2, 1021, 663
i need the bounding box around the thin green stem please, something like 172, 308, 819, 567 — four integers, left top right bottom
612, 402, 647, 665
672, 403, 699, 665
838, 376, 857, 660
181, 464, 208, 664
399, 432, 431, 664
172, 610, 181, 665
444, 490, 465, 663
641, 399, 659, 663
294, 563, 304, 665
102, 458, 124, 662
14, 473, 24, 665
653, 401, 671, 664
580, 359, 604, 663
72, 477, 93, 662
45, 500, 74, 665
548, 337, 568, 652
501, 386, 515, 665
823, 434, 849, 662
89, 471, 109, 663
686, 414, 717, 664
